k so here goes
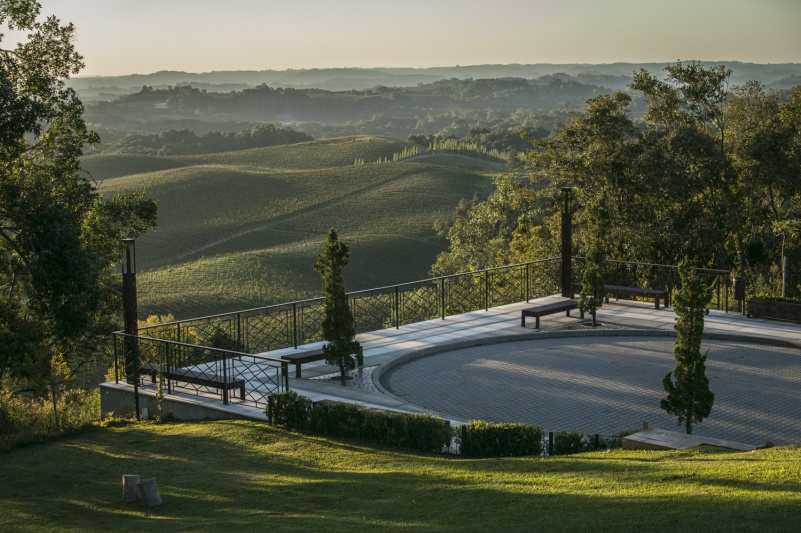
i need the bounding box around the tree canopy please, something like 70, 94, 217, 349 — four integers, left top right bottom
0, 1, 157, 424
434, 62, 801, 296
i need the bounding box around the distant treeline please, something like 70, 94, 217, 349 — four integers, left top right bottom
86, 78, 603, 136
104, 124, 312, 155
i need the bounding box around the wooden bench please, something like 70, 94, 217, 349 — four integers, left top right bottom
572, 282, 669, 309
281, 350, 325, 378
521, 299, 583, 329
138, 362, 246, 400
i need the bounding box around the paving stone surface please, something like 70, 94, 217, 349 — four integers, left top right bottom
382, 336, 801, 445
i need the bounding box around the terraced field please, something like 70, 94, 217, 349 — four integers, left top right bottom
89, 136, 497, 319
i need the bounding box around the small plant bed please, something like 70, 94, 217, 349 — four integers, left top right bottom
747, 298, 801, 323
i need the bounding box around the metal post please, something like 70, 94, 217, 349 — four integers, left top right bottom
292, 303, 298, 348
395, 286, 400, 329
441, 278, 446, 319
561, 187, 573, 297
121, 238, 140, 421
236, 313, 242, 351
222, 352, 229, 405
113, 335, 119, 383
525, 264, 530, 302
484, 270, 489, 311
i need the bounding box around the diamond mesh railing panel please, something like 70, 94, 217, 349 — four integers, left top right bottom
114, 333, 285, 407
351, 291, 394, 333
244, 309, 292, 353
399, 282, 441, 325
528, 260, 561, 299
488, 266, 526, 307
297, 301, 326, 346
445, 272, 484, 314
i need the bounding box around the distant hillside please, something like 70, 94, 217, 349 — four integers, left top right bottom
89, 136, 498, 319
83, 63, 800, 148
70, 62, 801, 97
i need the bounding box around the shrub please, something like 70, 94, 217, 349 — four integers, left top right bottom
553, 430, 590, 455
0, 388, 100, 451
266, 393, 450, 453
459, 420, 543, 458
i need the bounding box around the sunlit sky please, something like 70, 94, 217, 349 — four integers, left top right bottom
30, 0, 801, 76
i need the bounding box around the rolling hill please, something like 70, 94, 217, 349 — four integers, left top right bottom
89, 136, 498, 319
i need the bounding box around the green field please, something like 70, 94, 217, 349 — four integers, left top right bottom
88, 136, 497, 319
1, 420, 799, 532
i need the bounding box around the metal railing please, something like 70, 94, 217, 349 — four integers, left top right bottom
113, 333, 287, 408
115, 255, 733, 413
571, 257, 731, 311
136, 257, 564, 354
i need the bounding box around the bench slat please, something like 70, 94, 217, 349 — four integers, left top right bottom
571, 282, 669, 309
281, 350, 325, 378
521, 299, 583, 328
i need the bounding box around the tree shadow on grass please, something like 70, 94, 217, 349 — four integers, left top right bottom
1, 420, 799, 532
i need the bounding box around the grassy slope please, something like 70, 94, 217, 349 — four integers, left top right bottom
87, 137, 497, 319
1, 420, 799, 532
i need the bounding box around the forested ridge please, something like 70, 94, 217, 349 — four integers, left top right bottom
433, 62, 801, 299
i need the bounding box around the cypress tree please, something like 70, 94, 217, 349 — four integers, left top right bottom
314, 228, 363, 380
579, 194, 611, 326
661, 260, 715, 434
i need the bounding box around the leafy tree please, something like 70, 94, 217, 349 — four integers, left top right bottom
313, 228, 362, 380
431, 173, 542, 275
0, 1, 157, 428
661, 261, 715, 434
435, 62, 801, 300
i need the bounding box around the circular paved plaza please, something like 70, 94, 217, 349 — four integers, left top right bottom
381, 335, 801, 445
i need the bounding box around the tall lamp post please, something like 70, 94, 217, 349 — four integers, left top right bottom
122, 238, 140, 420
561, 187, 573, 298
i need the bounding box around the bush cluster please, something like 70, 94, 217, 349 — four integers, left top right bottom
458, 420, 544, 458
0, 389, 100, 451
550, 430, 629, 455
267, 391, 450, 453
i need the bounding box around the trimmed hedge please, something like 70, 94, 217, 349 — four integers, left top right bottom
267, 392, 450, 453
551, 430, 626, 455
267, 393, 632, 458
459, 420, 543, 458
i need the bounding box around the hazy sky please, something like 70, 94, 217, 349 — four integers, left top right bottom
28, 0, 801, 76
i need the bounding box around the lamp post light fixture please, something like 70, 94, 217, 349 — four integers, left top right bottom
121, 238, 140, 419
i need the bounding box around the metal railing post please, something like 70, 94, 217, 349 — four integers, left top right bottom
236, 313, 242, 351
525, 264, 530, 302
441, 278, 446, 319
395, 286, 400, 329
292, 303, 298, 348
222, 352, 229, 405
484, 270, 489, 311
114, 335, 119, 383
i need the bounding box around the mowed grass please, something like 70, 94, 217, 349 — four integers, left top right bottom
1, 420, 800, 532
88, 136, 496, 319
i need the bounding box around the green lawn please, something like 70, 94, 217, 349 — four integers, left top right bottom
86, 136, 496, 319
1, 420, 799, 532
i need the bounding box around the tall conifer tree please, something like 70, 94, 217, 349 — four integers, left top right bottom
314, 228, 362, 380
661, 261, 715, 434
